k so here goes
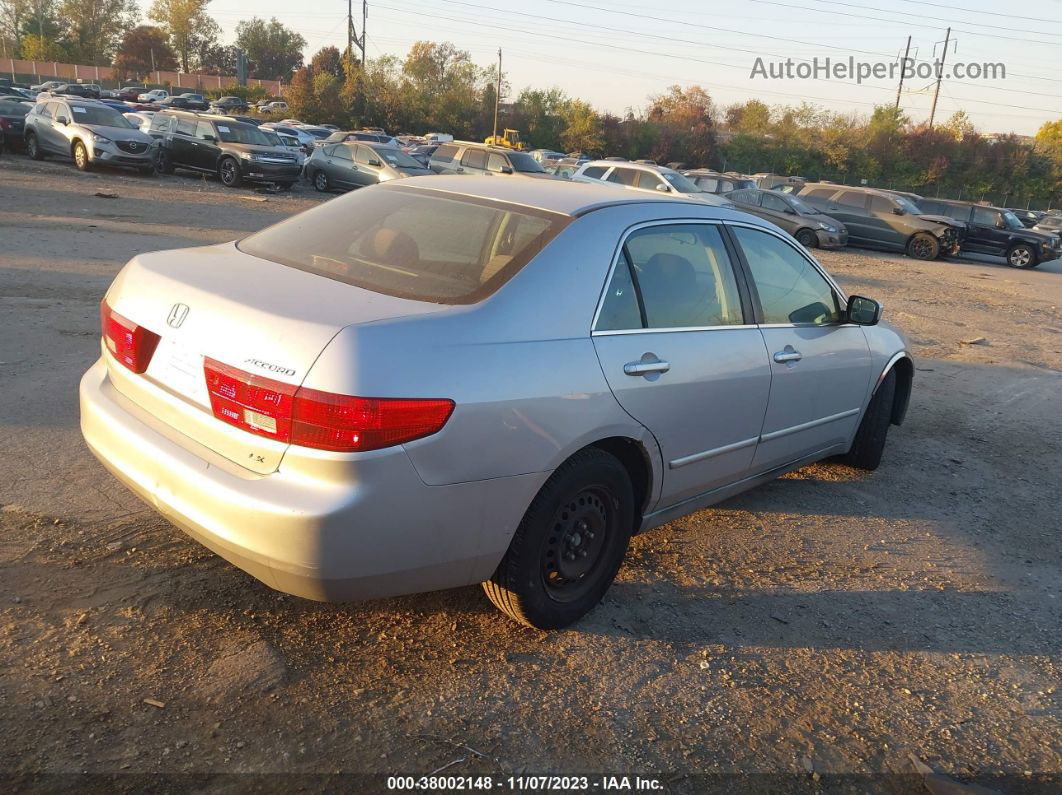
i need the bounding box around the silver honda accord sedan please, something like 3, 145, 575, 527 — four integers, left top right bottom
80, 176, 913, 629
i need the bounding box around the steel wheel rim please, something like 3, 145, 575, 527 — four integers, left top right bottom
912, 238, 932, 258
315, 172, 328, 190
1011, 248, 1031, 266
541, 485, 613, 603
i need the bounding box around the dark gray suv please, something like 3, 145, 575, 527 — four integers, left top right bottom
24, 97, 156, 173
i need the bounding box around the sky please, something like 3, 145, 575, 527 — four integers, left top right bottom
138, 0, 1062, 136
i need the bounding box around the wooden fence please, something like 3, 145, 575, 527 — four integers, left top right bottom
2, 58, 282, 95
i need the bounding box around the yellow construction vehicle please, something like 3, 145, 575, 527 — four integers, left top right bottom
484, 128, 525, 150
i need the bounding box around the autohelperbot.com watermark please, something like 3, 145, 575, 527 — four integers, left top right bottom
750, 56, 1005, 83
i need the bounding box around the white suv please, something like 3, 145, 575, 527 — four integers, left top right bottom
573, 160, 733, 206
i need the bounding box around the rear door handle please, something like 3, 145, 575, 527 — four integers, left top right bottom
624, 359, 671, 376
773, 350, 802, 363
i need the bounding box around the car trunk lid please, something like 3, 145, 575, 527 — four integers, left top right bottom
103, 241, 445, 474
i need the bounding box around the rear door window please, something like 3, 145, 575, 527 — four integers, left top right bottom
607, 168, 637, 186
432, 143, 458, 162
580, 165, 607, 179
238, 186, 567, 304
461, 148, 487, 169
835, 191, 868, 209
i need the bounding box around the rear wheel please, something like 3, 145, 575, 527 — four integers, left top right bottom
25, 132, 44, 160
73, 141, 91, 171
218, 157, 241, 187
1006, 244, 1038, 269
795, 228, 817, 248
841, 369, 896, 471
483, 448, 634, 629
906, 232, 939, 260
313, 170, 330, 192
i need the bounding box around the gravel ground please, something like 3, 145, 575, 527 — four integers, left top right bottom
1, 155, 1060, 793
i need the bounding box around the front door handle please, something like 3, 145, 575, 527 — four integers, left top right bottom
773, 350, 803, 363
624, 359, 671, 376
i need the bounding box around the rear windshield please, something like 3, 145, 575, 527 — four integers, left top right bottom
238, 185, 568, 304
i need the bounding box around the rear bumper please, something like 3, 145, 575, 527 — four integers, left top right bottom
79, 358, 544, 602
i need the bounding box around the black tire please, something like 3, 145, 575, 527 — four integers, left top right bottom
906, 232, 939, 260
138, 164, 157, 177
72, 140, 91, 171
155, 148, 174, 174
218, 157, 242, 187
483, 448, 635, 629
312, 169, 330, 192
25, 132, 44, 160
275, 181, 294, 191
795, 228, 817, 248
841, 369, 896, 471
1006, 244, 1039, 269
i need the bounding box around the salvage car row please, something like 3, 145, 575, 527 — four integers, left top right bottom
3, 95, 1061, 270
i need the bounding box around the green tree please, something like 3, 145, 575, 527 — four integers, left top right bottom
113, 25, 176, 77
20, 31, 63, 60
59, 0, 137, 65
235, 17, 305, 81
310, 45, 343, 78
148, 0, 220, 72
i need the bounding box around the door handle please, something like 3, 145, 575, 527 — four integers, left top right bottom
773, 350, 803, 363
455, 167, 464, 173
624, 359, 671, 376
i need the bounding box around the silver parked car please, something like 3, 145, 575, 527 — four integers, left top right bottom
24, 97, 156, 173
80, 177, 912, 629
573, 160, 734, 207
305, 141, 431, 192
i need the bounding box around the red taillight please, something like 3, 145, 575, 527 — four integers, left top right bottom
203, 358, 454, 453
100, 299, 161, 374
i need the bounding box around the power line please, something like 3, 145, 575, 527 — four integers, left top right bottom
890, 0, 1062, 24
372, 2, 1062, 116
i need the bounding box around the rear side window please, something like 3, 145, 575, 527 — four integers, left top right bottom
835, 191, 868, 208
238, 186, 568, 305
607, 168, 638, 186
580, 165, 606, 179
461, 148, 487, 169
803, 187, 836, 199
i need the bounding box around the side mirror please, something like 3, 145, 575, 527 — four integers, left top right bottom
783, 207, 797, 215
203, 134, 216, 142
847, 295, 882, 325
892, 207, 905, 215
655, 183, 671, 192
368, 158, 382, 167
56, 115, 69, 125
501, 165, 513, 174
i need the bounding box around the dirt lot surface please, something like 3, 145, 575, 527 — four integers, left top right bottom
1, 156, 1060, 793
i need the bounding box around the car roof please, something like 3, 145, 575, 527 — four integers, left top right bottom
580, 159, 674, 175
391, 175, 712, 217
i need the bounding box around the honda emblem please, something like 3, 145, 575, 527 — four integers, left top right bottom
167, 303, 189, 329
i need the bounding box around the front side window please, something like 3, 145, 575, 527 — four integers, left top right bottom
176, 117, 196, 136
804, 187, 836, 199
432, 143, 458, 162
607, 168, 637, 186
761, 193, 790, 213
869, 195, 896, 214
972, 206, 1000, 227
238, 186, 566, 304
732, 226, 841, 325
354, 145, 374, 165
487, 152, 509, 173
507, 152, 546, 173
636, 171, 664, 190
195, 120, 215, 140
596, 224, 745, 330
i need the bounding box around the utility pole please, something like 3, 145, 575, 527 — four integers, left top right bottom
348, 0, 367, 68
929, 27, 952, 128
492, 47, 502, 142
894, 35, 911, 111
